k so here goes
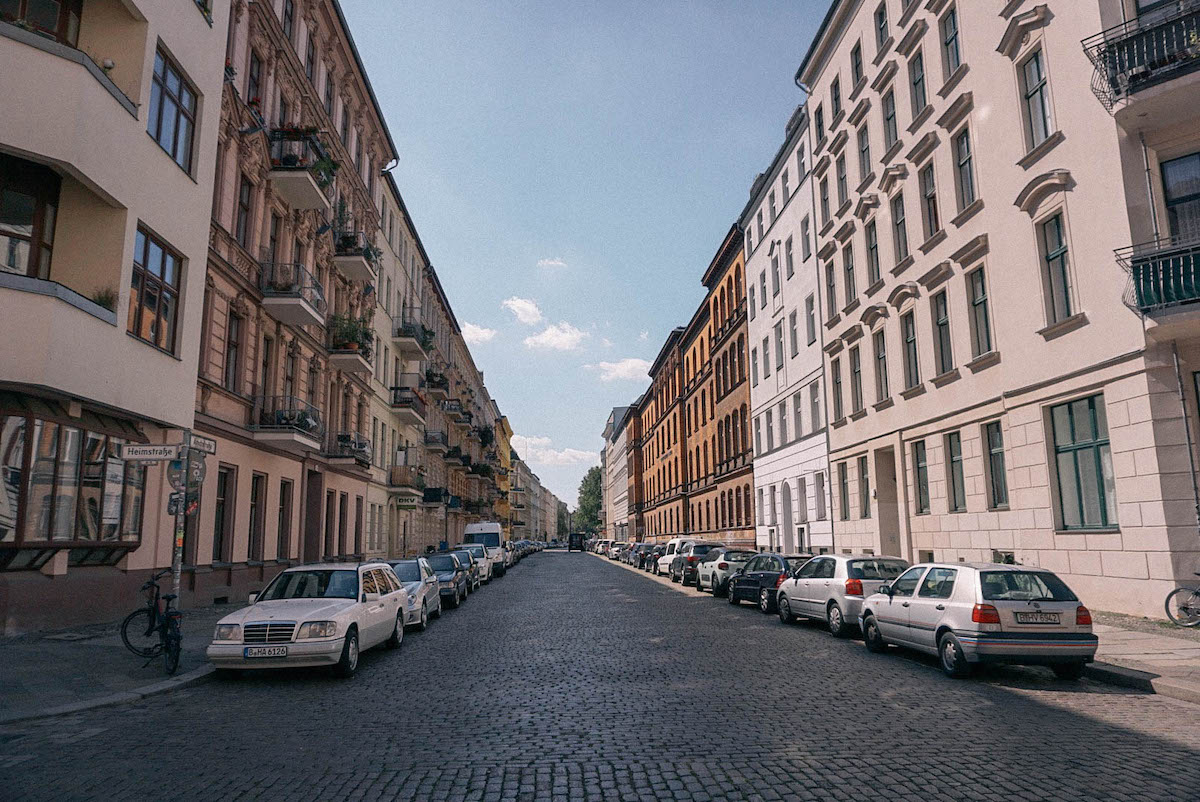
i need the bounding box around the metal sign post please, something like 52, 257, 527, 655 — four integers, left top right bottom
161, 432, 215, 600
168, 442, 189, 600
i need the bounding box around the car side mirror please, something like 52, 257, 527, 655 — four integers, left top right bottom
248, 592, 258, 604
363, 591, 381, 602
879, 584, 893, 597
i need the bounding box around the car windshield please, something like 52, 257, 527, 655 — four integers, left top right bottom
259, 570, 358, 600
980, 571, 1078, 602
692, 545, 717, 556
428, 555, 459, 572
390, 562, 421, 582
724, 551, 755, 562
467, 532, 500, 547
783, 557, 810, 570
465, 546, 485, 557
451, 552, 473, 565
848, 559, 909, 580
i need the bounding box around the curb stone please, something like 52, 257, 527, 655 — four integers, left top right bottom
0, 664, 215, 725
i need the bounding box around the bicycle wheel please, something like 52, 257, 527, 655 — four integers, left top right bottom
163, 617, 181, 675
1165, 588, 1200, 627
120, 608, 161, 658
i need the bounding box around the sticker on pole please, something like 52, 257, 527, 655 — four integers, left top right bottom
121, 444, 181, 461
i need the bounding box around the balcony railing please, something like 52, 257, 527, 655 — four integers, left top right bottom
442, 399, 466, 420
1118, 233, 1200, 314
389, 465, 426, 489
423, 487, 448, 505
390, 387, 427, 418
394, 372, 425, 391
269, 129, 336, 187
332, 230, 379, 281
425, 430, 449, 449
326, 431, 370, 463
425, 370, 449, 394
252, 395, 324, 438
260, 262, 326, 314
1083, 1, 1200, 109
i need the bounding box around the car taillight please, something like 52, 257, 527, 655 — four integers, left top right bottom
687, 556, 696, 564
717, 562, 728, 570
845, 578, 863, 596
972, 604, 1001, 624
1076, 605, 1092, 626
775, 572, 786, 588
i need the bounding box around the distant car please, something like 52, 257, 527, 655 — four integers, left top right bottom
776, 554, 909, 636
207, 563, 407, 678
669, 541, 724, 586
464, 523, 507, 578
627, 543, 651, 566
727, 553, 811, 612
654, 537, 691, 575
387, 557, 442, 630
450, 549, 482, 592
860, 563, 1098, 679
607, 541, 627, 559
697, 547, 756, 596
427, 552, 470, 608
460, 543, 493, 582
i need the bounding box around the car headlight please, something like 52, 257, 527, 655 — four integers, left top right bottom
213, 624, 241, 641
296, 621, 337, 639
439, 580, 454, 588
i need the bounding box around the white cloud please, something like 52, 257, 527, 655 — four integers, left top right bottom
638, 330, 649, 341
585, 358, 651, 382
524, 321, 588, 351
501, 296, 543, 325
601, 337, 614, 348
461, 323, 496, 345
511, 435, 600, 467
537, 257, 567, 269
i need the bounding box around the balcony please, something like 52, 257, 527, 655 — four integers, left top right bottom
332, 230, 379, 282
260, 262, 326, 328
325, 431, 370, 467
268, 129, 335, 211
422, 487, 448, 507
391, 317, 433, 358
327, 315, 372, 374
251, 395, 323, 454
442, 399, 467, 422
425, 430, 449, 451
1084, 2, 1200, 110
390, 386, 427, 426
444, 445, 463, 464
1120, 234, 1200, 331
426, 370, 450, 399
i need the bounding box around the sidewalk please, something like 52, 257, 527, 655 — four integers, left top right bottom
0, 604, 228, 723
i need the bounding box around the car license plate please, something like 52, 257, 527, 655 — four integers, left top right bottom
1015, 612, 1060, 624
244, 646, 288, 658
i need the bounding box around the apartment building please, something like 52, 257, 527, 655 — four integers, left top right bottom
641, 329, 687, 539
494, 409, 513, 539
602, 405, 631, 540
681, 227, 757, 547
794, 0, 1200, 616
626, 392, 647, 540
0, 1, 228, 630
741, 105, 834, 554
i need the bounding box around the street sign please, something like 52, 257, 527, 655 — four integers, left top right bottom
167, 491, 184, 516
167, 457, 206, 491
187, 433, 217, 455
121, 444, 180, 461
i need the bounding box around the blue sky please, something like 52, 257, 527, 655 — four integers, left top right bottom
341, 0, 831, 505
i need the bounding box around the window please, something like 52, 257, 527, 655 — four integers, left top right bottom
858, 127, 872, 181
831, 77, 842, 118
825, 262, 837, 317
748, 286, 756, 320
810, 381, 821, 428
797, 143, 807, 176
805, 295, 817, 344
851, 41, 864, 85
946, 431, 965, 512
305, 33, 316, 83
247, 50, 262, 105
276, 477, 293, 559
843, 244, 856, 303
0, 0, 82, 46
759, 272, 768, 308
892, 193, 909, 262
249, 472, 266, 560
820, 178, 830, 224
815, 104, 825, 143
920, 164, 940, 238
849, 346, 863, 413
282, 0, 295, 40
838, 463, 850, 520
762, 336, 771, 377
756, 210, 764, 240
789, 310, 799, 357
1162, 152, 1200, 238
801, 217, 812, 260
785, 236, 795, 278
793, 391, 804, 439
831, 358, 844, 421
0, 154, 60, 278
754, 418, 762, 455
1022, 50, 1053, 148
782, 168, 790, 199
223, 313, 242, 392
865, 220, 880, 285
148, 49, 197, 172
836, 155, 848, 207
127, 226, 182, 353
932, 290, 953, 375
777, 401, 788, 443
235, 174, 252, 248
873, 329, 889, 400
746, 227, 754, 256
340, 106, 350, 146
1051, 395, 1117, 529
774, 323, 784, 370
213, 466, 234, 561
771, 253, 781, 296
1041, 213, 1072, 324
815, 471, 827, 519
910, 51, 927, 116
875, 2, 890, 49
883, 90, 898, 148
942, 7, 961, 77
858, 455, 871, 518
769, 190, 777, 222
984, 421, 1008, 509
919, 567, 957, 599
902, 311, 920, 389
912, 440, 929, 513
324, 74, 335, 116
751, 347, 759, 386
968, 269, 992, 357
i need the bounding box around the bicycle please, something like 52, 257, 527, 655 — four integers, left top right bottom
120, 568, 183, 674
1164, 572, 1200, 627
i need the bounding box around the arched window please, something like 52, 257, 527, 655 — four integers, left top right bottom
737, 335, 746, 381
735, 487, 743, 526
744, 483, 753, 523
740, 405, 749, 454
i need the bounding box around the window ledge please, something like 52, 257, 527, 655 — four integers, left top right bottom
0, 273, 118, 326
937, 62, 970, 99
814, 135, 829, 156
891, 254, 915, 276
864, 278, 885, 298
1017, 130, 1065, 170
831, 416, 848, 429
918, 229, 948, 254
1055, 527, 1120, 536
873, 397, 895, 412
930, 368, 960, 388
857, 172, 877, 194
849, 75, 869, 103
836, 199, 853, 219
1036, 311, 1088, 341
906, 104, 935, 135
951, 198, 984, 228
842, 298, 862, 317
849, 408, 868, 421
247, 559, 265, 567
880, 139, 905, 167
820, 218, 836, 238
900, 384, 926, 400
965, 350, 1001, 372
0, 22, 138, 117
873, 36, 895, 67
212, 561, 233, 569
825, 311, 843, 330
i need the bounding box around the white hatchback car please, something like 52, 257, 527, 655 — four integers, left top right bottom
207, 563, 408, 678
859, 562, 1098, 679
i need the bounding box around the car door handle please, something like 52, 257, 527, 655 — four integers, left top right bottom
935, 604, 946, 610
901, 602, 910, 607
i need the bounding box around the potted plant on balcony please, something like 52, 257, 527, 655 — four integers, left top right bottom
91, 287, 118, 312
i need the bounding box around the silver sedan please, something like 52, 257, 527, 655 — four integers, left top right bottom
387, 558, 442, 630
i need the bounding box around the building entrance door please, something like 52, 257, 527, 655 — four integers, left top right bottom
303, 469, 324, 562
874, 448, 902, 557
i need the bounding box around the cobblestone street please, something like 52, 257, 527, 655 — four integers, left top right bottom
2, 552, 1198, 801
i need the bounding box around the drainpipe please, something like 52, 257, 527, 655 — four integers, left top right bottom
1141, 133, 1160, 242
1171, 344, 1200, 538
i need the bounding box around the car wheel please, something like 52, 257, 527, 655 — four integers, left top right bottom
448, 591, 460, 609
432, 596, 442, 619
759, 588, 772, 613
333, 630, 359, 678
727, 585, 739, 605
417, 602, 429, 632
714, 579, 726, 598
863, 614, 887, 653
778, 595, 795, 624
827, 602, 848, 638
938, 632, 971, 679
1052, 662, 1086, 681
386, 611, 404, 649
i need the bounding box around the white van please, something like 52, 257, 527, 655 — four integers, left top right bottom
655, 537, 692, 575
464, 523, 507, 579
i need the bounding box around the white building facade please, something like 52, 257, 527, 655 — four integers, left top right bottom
603, 406, 632, 540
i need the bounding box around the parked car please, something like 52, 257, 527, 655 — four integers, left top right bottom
727, 553, 811, 612
207, 563, 407, 678
643, 545, 665, 571
607, 541, 627, 559
859, 562, 1098, 679
697, 547, 756, 596
776, 554, 909, 636
449, 549, 482, 592
629, 544, 652, 566
386, 557, 442, 630
653, 537, 691, 575
594, 539, 612, 555
669, 541, 724, 585
428, 552, 470, 608
464, 523, 507, 578
460, 543, 493, 583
